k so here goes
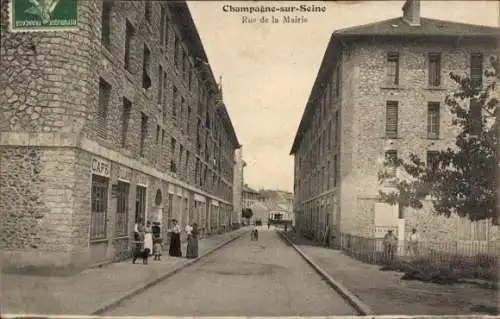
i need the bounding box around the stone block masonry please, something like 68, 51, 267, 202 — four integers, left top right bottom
0, 0, 241, 273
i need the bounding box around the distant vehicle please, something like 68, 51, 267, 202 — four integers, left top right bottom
255, 219, 262, 226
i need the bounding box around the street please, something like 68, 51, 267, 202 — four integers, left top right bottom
104, 227, 358, 316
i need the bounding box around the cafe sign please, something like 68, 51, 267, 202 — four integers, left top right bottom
10, 0, 78, 33
91, 157, 110, 178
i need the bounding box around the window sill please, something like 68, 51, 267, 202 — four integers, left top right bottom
114, 235, 129, 240
382, 136, 401, 140
101, 45, 113, 61
90, 238, 108, 244
426, 136, 440, 140
380, 85, 404, 90
425, 86, 446, 91
124, 70, 134, 84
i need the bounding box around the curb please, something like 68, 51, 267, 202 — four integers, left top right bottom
91, 229, 249, 315
277, 231, 375, 316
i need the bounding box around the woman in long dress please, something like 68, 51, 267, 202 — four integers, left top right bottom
186, 223, 199, 259
144, 221, 153, 256
169, 219, 182, 257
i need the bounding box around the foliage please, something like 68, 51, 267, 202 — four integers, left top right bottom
378, 55, 499, 225
242, 208, 253, 220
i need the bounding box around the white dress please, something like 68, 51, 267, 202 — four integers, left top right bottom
144, 226, 153, 254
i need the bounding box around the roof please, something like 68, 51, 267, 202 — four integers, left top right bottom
243, 185, 259, 194
289, 17, 500, 155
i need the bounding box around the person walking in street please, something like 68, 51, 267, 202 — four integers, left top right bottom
169, 219, 182, 257
186, 222, 199, 258
152, 231, 163, 261
408, 228, 421, 256
267, 219, 270, 230
144, 220, 153, 256
383, 229, 398, 263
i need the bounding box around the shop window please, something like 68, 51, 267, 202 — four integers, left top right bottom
115, 181, 129, 237
91, 175, 109, 240
135, 185, 147, 223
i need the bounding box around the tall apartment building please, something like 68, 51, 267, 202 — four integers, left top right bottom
290, 0, 499, 245
0, 0, 240, 273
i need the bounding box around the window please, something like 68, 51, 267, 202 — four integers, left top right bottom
115, 181, 129, 237
161, 129, 165, 145
180, 96, 185, 121
140, 113, 148, 157
428, 53, 441, 87
470, 53, 483, 88
426, 150, 439, 170
333, 155, 338, 187
124, 21, 134, 72
182, 50, 188, 78
156, 125, 160, 144
101, 0, 113, 48
185, 151, 190, 176
157, 65, 163, 104
387, 52, 399, 85
179, 145, 183, 167
170, 137, 177, 172
174, 35, 179, 68
335, 67, 341, 97
385, 101, 398, 138
160, 7, 168, 50
142, 45, 151, 89
187, 106, 192, 133
470, 99, 482, 136
172, 86, 178, 118
135, 185, 146, 223
335, 110, 340, 145
144, 0, 152, 25
427, 102, 440, 139
121, 98, 131, 147
327, 161, 331, 189
195, 158, 200, 185
162, 71, 167, 120
97, 78, 111, 139
91, 175, 108, 240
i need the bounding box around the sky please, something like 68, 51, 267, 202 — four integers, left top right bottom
187, 1, 499, 192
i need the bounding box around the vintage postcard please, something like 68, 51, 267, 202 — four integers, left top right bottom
0, 0, 498, 318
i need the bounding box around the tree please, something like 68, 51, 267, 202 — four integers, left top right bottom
378, 55, 499, 225
242, 208, 253, 223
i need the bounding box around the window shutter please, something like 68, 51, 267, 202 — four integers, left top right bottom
427, 102, 440, 138
385, 101, 398, 138
470, 53, 483, 88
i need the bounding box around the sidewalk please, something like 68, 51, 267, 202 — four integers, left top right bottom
0, 228, 248, 315
283, 231, 499, 316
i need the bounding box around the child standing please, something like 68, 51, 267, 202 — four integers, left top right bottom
153, 233, 163, 261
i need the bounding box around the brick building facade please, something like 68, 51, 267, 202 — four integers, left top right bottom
290, 0, 499, 246
0, 0, 240, 273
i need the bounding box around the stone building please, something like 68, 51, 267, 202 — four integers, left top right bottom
290, 0, 499, 248
242, 184, 261, 209
0, 0, 240, 273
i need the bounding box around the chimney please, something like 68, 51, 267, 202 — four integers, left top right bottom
402, 0, 421, 26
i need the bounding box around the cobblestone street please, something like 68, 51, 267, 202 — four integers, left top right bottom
104, 227, 358, 316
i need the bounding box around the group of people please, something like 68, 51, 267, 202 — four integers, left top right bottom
383, 228, 421, 262
133, 218, 199, 263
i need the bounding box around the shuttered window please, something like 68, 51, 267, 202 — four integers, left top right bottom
124, 21, 134, 72
387, 52, 399, 85
101, 0, 113, 48
121, 98, 131, 147
470, 53, 483, 88
385, 101, 398, 138
157, 65, 163, 104
428, 53, 441, 87
427, 102, 440, 139
470, 99, 482, 136
115, 181, 129, 237
97, 78, 111, 139
140, 113, 148, 157
142, 45, 151, 89
426, 150, 439, 170
172, 86, 178, 117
